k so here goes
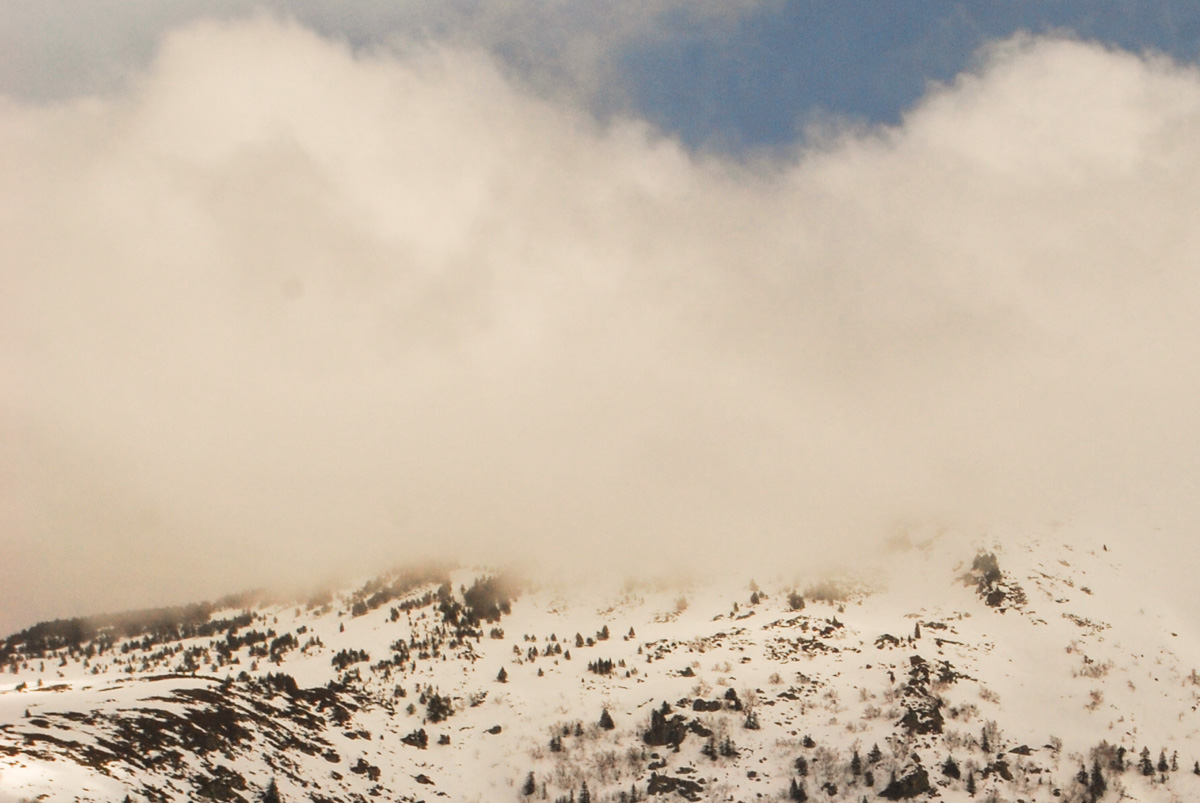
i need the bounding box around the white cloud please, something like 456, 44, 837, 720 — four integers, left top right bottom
3, 21, 1200, 632
0, 0, 766, 105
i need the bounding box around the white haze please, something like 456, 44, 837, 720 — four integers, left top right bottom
0, 0, 763, 105
4, 20, 1200, 634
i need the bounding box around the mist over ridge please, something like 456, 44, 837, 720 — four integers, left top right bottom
4, 18, 1200, 634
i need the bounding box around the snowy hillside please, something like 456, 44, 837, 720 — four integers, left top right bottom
2, 534, 1198, 803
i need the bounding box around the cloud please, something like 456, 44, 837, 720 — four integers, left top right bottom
4, 21, 1200, 632
0, 0, 765, 106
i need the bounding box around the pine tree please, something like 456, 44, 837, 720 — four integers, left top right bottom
578, 780, 591, 803
965, 771, 976, 797
794, 756, 809, 776
497, 667, 508, 683
599, 709, 615, 730
261, 778, 281, 803
788, 777, 808, 801
1089, 759, 1107, 800
1140, 747, 1154, 776
1158, 749, 1169, 773
523, 772, 536, 796
850, 749, 862, 776
1193, 760, 1200, 776
980, 728, 990, 754
941, 755, 960, 779
867, 743, 883, 765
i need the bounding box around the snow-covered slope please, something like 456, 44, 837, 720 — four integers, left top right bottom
1, 534, 1197, 802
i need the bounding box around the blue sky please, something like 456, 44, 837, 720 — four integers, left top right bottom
622, 1, 1200, 148
5, 1, 1200, 150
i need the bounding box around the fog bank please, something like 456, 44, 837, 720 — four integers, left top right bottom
4, 22, 1200, 633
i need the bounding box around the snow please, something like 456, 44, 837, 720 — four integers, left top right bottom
1, 531, 1198, 801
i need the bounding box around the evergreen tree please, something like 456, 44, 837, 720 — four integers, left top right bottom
1193, 760, 1199, 776
523, 772, 537, 796
1076, 765, 1088, 786
850, 749, 862, 776
1158, 749, 1169, 773
794, 756, 809, 776
980, 728, 990, 754
426, 692, 453, 723
261, 778, 281, 803
1089, 759, 1107, 800
788, 778, 808, 802
1140, 747, 1154, 776
497, 666, 508, 683
965, 771, 976, 797
578, 780, 591, 803
599, 708, 615, 730
867, 743, 883, 765
941, 755, 960, 780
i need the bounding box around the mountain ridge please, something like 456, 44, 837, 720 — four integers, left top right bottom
2, 534, 1198, 802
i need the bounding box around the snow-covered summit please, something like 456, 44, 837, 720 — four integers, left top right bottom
1, 534, 1197, 802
